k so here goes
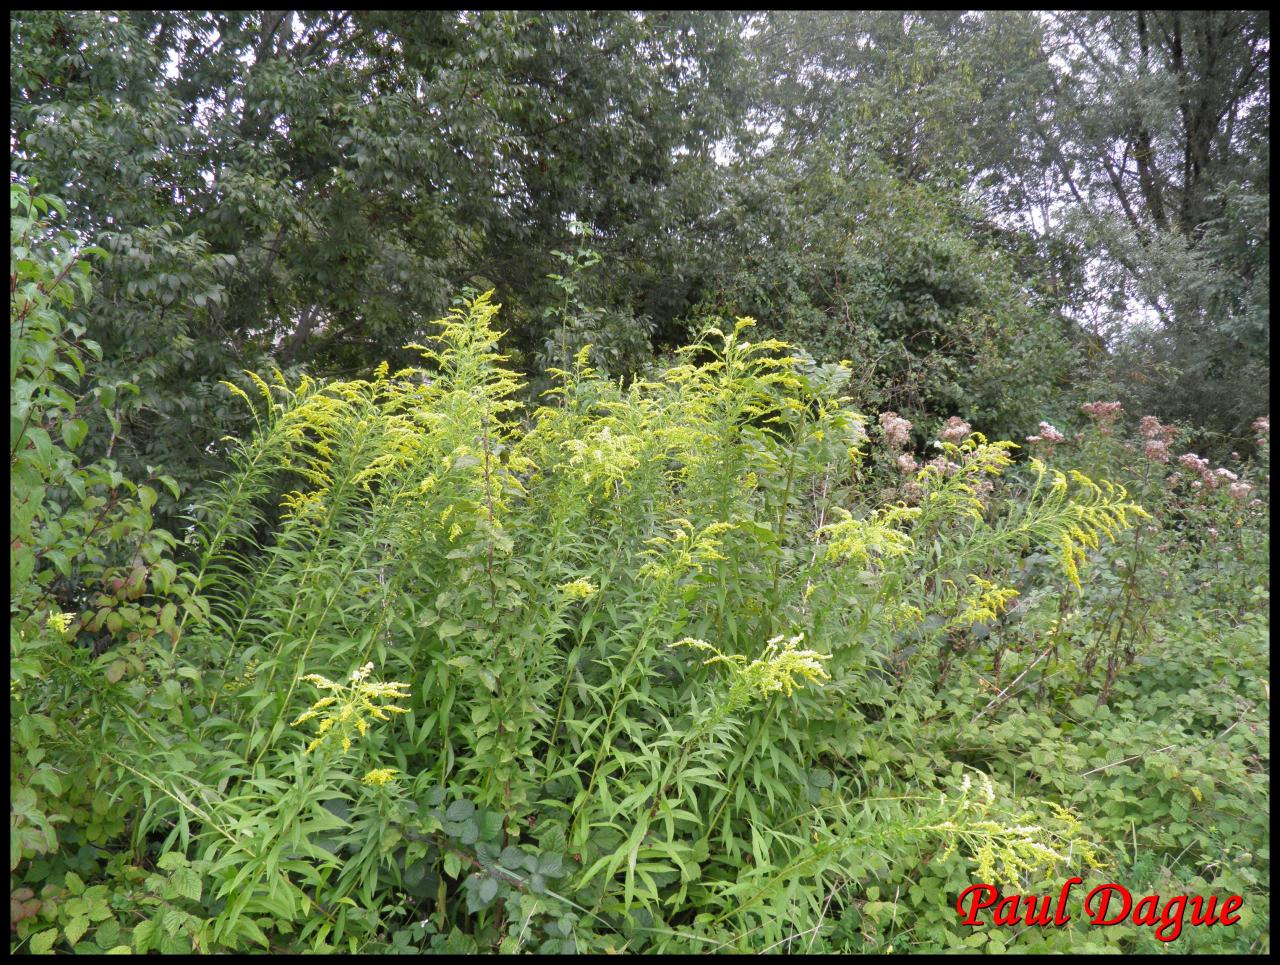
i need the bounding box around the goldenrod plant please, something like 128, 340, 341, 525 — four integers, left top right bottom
12, 256, 1268, 952
195, 296, 1138, 943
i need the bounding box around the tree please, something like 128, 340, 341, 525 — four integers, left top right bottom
11, 10, 748, 500
1033, 11, 1269, 443
694, 12, 1075, 438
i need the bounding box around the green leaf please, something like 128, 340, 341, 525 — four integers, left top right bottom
445, 799, 475, 822
479, 810, 504, 843
1069, 696, 1095, 718
64, 916, 91, 947
30, 928, 58, 954
131, 919, 158, 953
443, 851, 462, 879
156, 851, 188, 871
25, 426, 53, 466
13, 786, 37, 818
173, 866, 202, 902
500, 846, 525, 869
95, 919, 122, 949
61, 418, 88, 450
404, 860, 426, 887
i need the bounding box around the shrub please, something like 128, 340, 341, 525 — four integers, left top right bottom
12, 243, 1266, 951
11, 179, 203, 953
112, 295, 1146, 951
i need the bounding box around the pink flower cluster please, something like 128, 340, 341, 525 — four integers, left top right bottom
1178, 452, 1211, 479
1254, 415, 1270, 445
1081, 401, 1123, 423
1138, 415, 1176, 463
939, 416, 972, 444
1025, 421, 1065, 448
1138, 415, 1176, 442
896, 453, 918, 473
1143, 440, 1170, 463
1176, 453, 1250, 494
879, 411, 912, 450
925, 455, 962, 477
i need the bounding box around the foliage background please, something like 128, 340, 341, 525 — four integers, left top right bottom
10, 9, 1269, 955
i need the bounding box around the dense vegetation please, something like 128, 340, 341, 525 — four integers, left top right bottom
10, 10, 1269, 954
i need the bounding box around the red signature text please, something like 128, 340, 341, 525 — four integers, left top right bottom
956, 878, 1244, 942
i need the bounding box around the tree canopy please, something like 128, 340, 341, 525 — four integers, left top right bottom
9, 14, 1270, 953
12, 10, 1268, 488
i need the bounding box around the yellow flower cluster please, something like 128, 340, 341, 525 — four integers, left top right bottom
819, 504, 919, 567
951, 576, 1019, 628
292, 662, 411, 754
563, 425, 642, 499
223, 657, 261, 694
559, 578, 599, 601
1027, 463, 1149, 591
46, 611, 75, 635
360, 767, 400, 787
931, 773, 1105, 888
674, 633, 831, 712
639, 519, 735, 583
280, 488, 325, 521
745, 634, 833, 699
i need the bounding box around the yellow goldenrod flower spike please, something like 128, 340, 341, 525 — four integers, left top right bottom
559, 578, 599, 600
675, 633, 831, 712
292, 662, 413, 755
361, 768, 399, 787
46, 611, 75, 635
